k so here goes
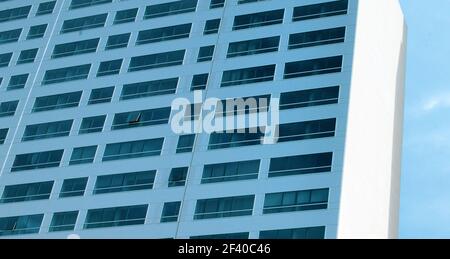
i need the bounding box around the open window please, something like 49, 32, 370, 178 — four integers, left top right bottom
127, 112, 142, 125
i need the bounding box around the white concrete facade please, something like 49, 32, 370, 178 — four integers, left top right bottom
338, 0, 406, 239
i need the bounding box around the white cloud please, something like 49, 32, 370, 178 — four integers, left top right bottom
423, 93, 450, 111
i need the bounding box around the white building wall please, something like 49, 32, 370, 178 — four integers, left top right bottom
337, 0, 406, 239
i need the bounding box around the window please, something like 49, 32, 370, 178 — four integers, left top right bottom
69, 146, 97, 165
204, 19, 220, 35
260, 226, 325, 239
61, 13, 108, 34
227, 36, 279, 58
269, 153, 333, 178
33, 91, 82, 112
280, 86, 339, 110
161, 201, 181, 222
278, 119, 336, 142
52, 38, 99, 59
60, 177, 88, 198
263, 189, 329, 214
233, 9, 284, 30
84, 205, 148, 229
36, 1, 56, 16
93, 170, 156, 194
194, 195, 254, 220
0, 100, 19, 117
284, 56, 343, 79
238, 0, 268, 4
202, 160, 259, 184
105, 33, 130, 50
168, 167, 188, 187
215, 94, 271, 117
293, 0, 348, 21
88, 86, 114, 105
128, 50, 185, 72
0, 214, 43, 236
120, 78, 178, 100
0, 181, 53, 203
289, 27, 346, 49
221, 64, 275, 87
208, 128, 265, 150
79, 115, 106, 134
197, 45, 214, 62
0, 128, 8, 144
137, 24, 191, 45
239, 1, 269, 5
0, 52, 12, 67
191, 232, 249, 239
144, 0, 198, 19
97, 59, 123, 77
184, 103, 202, 121
22, 119, 73, 141
0, 5, 31, 23
70, 0, 112, 9
42, 64, 91, 85
49, 211, 78, 232
176, 134, 195, 153
102, 138, 164, 161
111, 107, 171, 130
27, 24, 47, 39
17, 48, 38, 64
11, 149, 64, 172
191, 74, 208, 91
114, 8, 138, 24
210, 0, 225, 9
0, 28, 22, 45
7, 74, 28, 90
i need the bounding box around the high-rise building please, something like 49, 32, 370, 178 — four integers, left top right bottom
0, 0, 406, 239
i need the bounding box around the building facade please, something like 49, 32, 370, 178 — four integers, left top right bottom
0, 0, 406, 239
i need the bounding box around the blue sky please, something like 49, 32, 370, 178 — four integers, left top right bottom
399, 0, 450, 238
